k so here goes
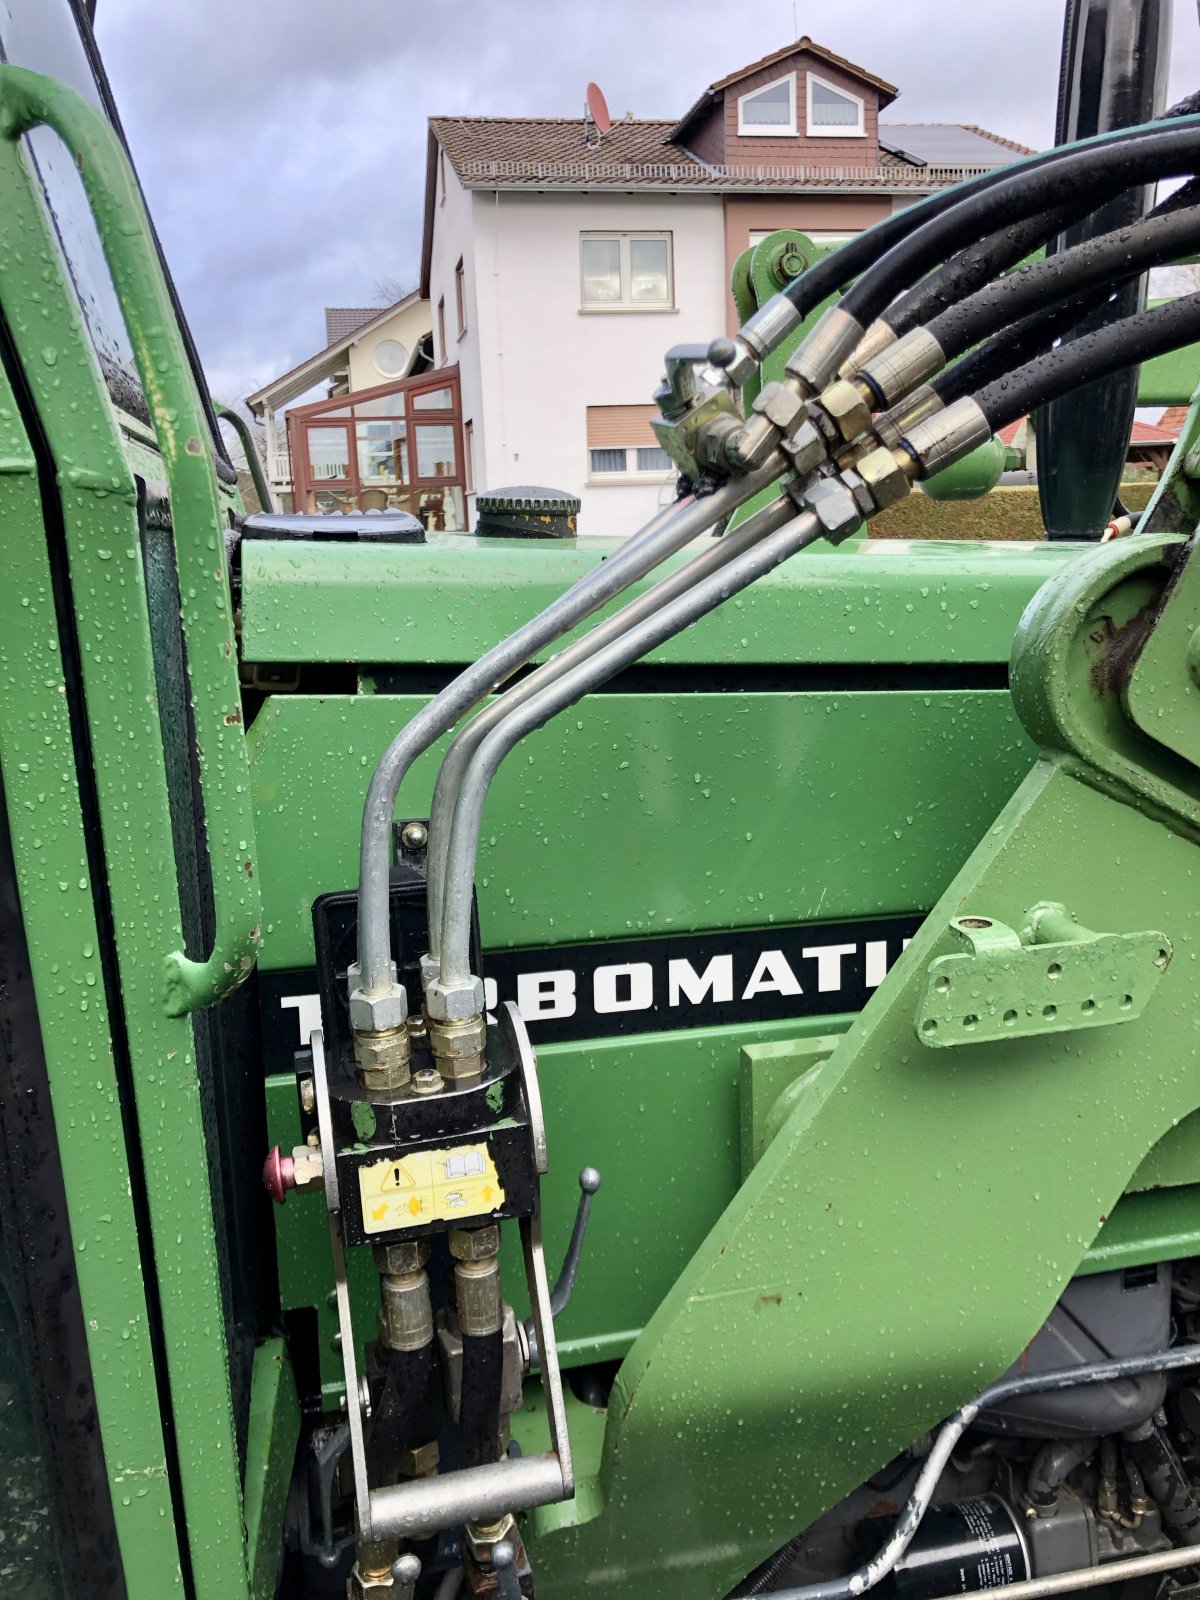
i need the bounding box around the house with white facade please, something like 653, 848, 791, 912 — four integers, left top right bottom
421, 37, 1030, 535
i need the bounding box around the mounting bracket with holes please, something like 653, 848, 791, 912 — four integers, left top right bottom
914, 903, 1171, 1048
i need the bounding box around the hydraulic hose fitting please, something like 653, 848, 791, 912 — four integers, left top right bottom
842, 447, 913, 518
855, 327, 947, 410
349, 959, 412, 1092
375, 1240, 434, 1353
426, 969, 486, 1079
833, 386, 946, 470
784, 306, 866, 397
712, 292, 806, 389
450, 1225, 503, 1337
727, 379, 807, 471
838, 318, 899, 379
354, 1027, 412, 1093
895, 395, 992, 482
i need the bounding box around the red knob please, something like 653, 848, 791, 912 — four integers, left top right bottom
262, 1145, 296, 1205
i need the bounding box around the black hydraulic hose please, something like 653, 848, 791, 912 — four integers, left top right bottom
1026, 1437, 1099, 1510
840, 121, 1200, 331
367, 1342, 441, 1486
887, 202, 1089, 338
888, 168, 1200, 359
458, 1329, 504, 1472
780, 115, 1191, 319
973, 290, 1200, 432
928, 172, 1200, 409
932, 294, 1098, 407
924, 202, 1200, 364
1122, 1420, 1200, 1545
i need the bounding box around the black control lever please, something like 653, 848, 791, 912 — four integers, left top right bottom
522, 1167, 601, 1372
493, 1540, 523, 1600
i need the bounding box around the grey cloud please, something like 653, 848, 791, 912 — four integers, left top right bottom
94, 0, 1200, 402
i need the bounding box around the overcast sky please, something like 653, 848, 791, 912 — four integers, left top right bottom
95, 0, 1200, 406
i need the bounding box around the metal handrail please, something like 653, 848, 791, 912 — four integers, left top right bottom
0, 65, 263, 1015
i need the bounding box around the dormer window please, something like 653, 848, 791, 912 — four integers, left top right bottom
806, 71, 865, 136
737, 73, 797, 136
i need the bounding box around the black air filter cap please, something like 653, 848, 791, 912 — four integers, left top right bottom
475, 485, 580, 539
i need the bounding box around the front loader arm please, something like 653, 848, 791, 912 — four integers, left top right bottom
532, 529, 1200, 1600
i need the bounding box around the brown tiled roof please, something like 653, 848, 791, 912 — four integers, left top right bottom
431, 115, 1002, 192
959, 123, 1037, 157
324, 306, 380, 343
431, 116, 713, 183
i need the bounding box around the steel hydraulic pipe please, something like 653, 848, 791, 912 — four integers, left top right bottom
766, 1341, 1200, 1600
437, 507, 826, 986
355, 456, 784, 994
423, 492, 797, 963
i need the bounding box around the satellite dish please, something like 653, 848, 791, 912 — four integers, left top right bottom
584, 82, 611, 148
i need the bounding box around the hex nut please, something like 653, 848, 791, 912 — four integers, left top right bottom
429, 1015, 487, 1081
465, 1512, 517, 1559
449, 1224, 500, 1261
290, 1146, 325, 1194
349, 1564, 396, 1600
425, 974, 485, 1022
354, 1026, 411, 1092
752, 380, 805, 433
373, 1238, 430, 1275
349, 983, 408, 1034
804, 478, 863, 542
781, 417, 827, 476
856, 445, 911, 512
820, 378, 873, 444
839, 468, 876, 522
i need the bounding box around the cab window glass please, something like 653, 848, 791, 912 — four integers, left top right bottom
0, 0, 141, 387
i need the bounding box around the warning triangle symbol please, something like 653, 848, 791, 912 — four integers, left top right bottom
380, 1162, 415, 1193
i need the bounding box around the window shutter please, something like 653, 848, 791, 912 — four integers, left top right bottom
586, 404, 659, 447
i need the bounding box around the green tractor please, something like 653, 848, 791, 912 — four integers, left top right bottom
9, 3, 1200, 1599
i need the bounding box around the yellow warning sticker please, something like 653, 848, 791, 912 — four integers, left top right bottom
357, 1143, 505, 1235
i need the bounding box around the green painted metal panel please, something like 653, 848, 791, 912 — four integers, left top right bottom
0, 75, 251, 1600
243, 1340, 300, 1600
0, 348, 182, 1595
248, 690, 1038, 972
532, 758, 1200, 1597
239, 538, 1077, 668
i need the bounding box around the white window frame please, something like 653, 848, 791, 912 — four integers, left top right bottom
579, 232, 674, 312
805, 71, 865, 138
587, 443, 674, 483
737, 72, 797, 137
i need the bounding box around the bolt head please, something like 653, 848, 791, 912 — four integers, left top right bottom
400, 821, 428, 850
425, 974, 485, 1022
299, 1077, 316, 1114
410, 1066, 444, 1095
350, 983, 408, 1033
